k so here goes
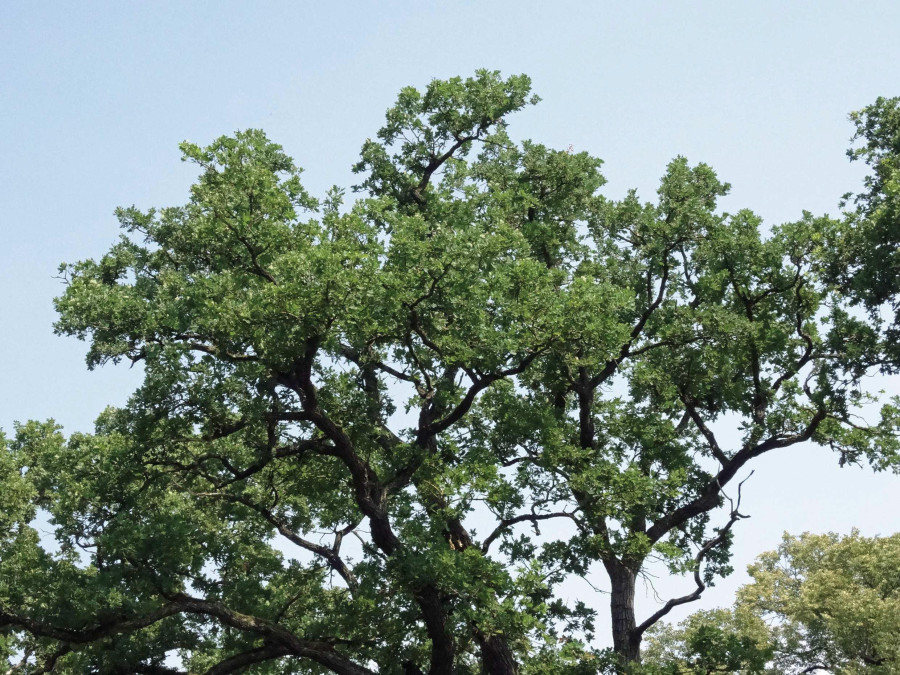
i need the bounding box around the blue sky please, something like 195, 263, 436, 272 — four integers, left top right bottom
2, 0, 899, 641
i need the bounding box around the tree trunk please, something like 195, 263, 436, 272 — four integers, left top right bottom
415, 587, 455, 675
477, 632, 519, 675
606, 560, 642, 670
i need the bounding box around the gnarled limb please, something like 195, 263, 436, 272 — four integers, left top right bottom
635, 476, 752, 637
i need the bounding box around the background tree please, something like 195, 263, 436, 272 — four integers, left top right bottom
1, 71, 898, 674
641, 608, 772, 674
642, 531, 900, 674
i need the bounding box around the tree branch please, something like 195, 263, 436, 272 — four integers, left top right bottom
421, 349, 545, 439
1, 594, 375, 675
194, 491, 359, 593
680, 395, 729, 465
635, 476, 751, 636
204, 643, 292, 675
590, 252, 672, 389
409, 135, 476, 205
644, 408, 826, 545
481, 511, 579, 554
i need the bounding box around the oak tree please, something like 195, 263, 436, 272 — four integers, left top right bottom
1, 71, 898, 674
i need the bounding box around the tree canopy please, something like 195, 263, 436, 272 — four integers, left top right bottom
642, 531, 900, 674
1, 72, 898, 675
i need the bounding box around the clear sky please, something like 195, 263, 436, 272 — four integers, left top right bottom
2, 0, 899, 643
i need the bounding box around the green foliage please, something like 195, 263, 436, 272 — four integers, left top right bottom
742, 531, 900, 674
642, 609, 772, 674
1, 71, 898, 674
828, 96, 900, 369
643, 532, 900, 674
